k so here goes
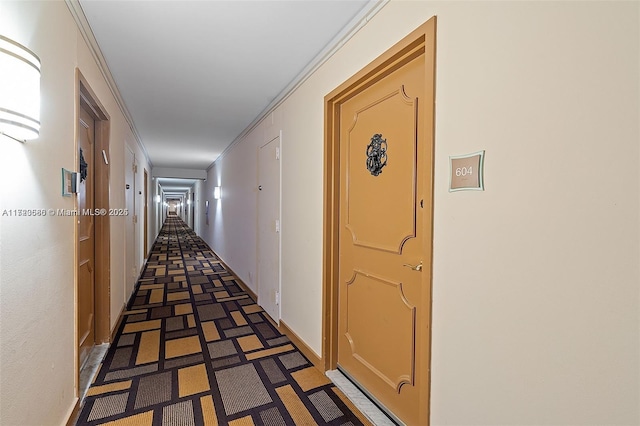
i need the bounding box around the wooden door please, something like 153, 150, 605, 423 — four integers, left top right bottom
257, 135, 281, 322
335, 22, 434, 425
78, 106, 96, 367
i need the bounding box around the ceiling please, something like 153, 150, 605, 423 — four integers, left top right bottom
79, 0, 374, 177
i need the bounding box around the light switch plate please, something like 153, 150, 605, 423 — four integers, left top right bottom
449, 151, 485, 192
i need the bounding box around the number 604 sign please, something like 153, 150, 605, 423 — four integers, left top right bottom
449, 151, 485, 192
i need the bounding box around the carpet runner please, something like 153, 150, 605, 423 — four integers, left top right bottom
76, 216, 371, 425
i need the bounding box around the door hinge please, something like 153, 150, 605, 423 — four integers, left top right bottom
275, 219, 280, 233
275, 291, 280, 305
133, 214, 138, 224
133, 164, 138, 173
275, 147, 280, 160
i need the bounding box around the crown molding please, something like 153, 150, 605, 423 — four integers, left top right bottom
209, 0, 389, 170
65, 0, 153, 169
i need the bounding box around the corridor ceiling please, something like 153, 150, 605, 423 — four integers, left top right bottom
78, 0, 373, 170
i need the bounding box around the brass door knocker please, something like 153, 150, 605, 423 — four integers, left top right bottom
366, 133, 387, 176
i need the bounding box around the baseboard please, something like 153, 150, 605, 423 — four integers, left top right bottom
110, 303, 126, 343
214, 255, 258, 302
208, 254, 321, 371
232, 275, 258, 302
279, 320, 323, 371
64, 397, 80, 426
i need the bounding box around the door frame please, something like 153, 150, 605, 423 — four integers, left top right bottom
321, 17, 436, 424
75, 70, 111, 392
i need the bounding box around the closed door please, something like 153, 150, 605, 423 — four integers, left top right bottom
143, 169, 148, 257
257, 135, 281, 323
78, 106, 96, 367
125, 148, 136, 299
337, 46, 430, 424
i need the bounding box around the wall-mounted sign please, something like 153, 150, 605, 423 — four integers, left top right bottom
62, 168, 76, 197
449, 151, 485, 192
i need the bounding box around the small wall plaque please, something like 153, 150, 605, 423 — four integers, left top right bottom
61, 168, 74, 196
449, 151, 485, 192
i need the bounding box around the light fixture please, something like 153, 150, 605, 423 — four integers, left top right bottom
0, 35, 41, 142
214, 186, 221, 200
155, 195, 161, 203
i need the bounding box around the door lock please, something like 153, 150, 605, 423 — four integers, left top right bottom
403, 261, 423, 272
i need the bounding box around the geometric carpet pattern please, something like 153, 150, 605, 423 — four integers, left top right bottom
76, 216, 372, 426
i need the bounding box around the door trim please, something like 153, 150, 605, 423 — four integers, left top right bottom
322, 17, 436, 425
75, 69, 111, 394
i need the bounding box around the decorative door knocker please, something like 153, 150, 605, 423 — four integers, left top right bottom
366, 133, 387, 176
79, 148, 88, 182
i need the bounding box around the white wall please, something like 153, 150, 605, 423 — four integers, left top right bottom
0, 1, 151, 424
202, 110, 282, 292
201, 1, 639, 424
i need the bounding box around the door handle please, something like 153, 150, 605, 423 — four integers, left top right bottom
403, 261, 423, 272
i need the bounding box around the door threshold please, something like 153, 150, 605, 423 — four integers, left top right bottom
79, 343, 109, 400
326, 369, 401, 426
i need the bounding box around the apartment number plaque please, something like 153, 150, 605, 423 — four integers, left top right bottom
449, 151, 485, 192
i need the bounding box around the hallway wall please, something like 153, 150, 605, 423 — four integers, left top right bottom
201, 1, 639, 424
0, 1, 151, 425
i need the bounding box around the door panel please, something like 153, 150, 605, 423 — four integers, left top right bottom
78, 107, 95, 367
258, 135, 281, 323
345, 88, 417, 253
345, 271, 416, 391
338, 53, 426, 425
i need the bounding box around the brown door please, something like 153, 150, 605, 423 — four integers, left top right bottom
78, 106, 96, 366
336, 28, 432, 425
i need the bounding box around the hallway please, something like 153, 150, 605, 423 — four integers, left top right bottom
1, 2, 638, 425
76, 217, 370, 425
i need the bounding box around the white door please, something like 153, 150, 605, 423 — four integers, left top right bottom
125, 147, 136, 300
257, 135, 281, 322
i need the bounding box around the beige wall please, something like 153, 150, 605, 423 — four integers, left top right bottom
203, 1, 639, 424
0, 1, 151, 424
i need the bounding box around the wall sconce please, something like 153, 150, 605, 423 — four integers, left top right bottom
214, 186, 221, 200
0, 35, 41, 142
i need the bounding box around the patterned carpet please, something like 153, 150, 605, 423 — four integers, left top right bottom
76, 216, 372, 425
